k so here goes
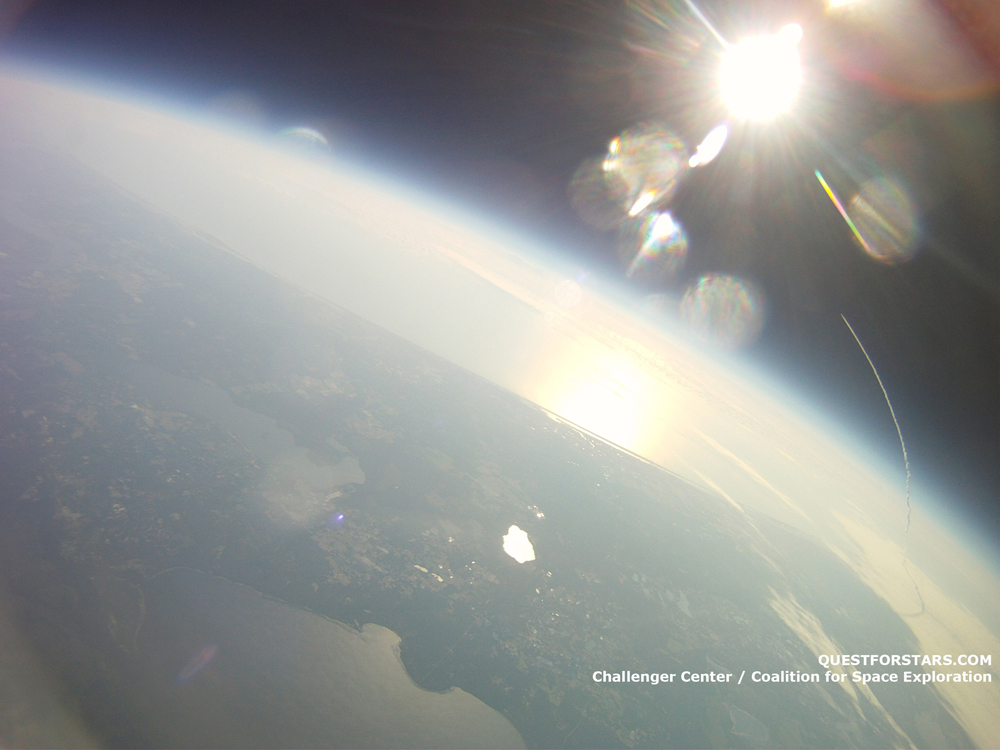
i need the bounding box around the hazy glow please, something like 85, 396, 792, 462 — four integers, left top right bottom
821, 0, 991, 102
779, 22, 803, 45
688, 124, 728, 167
502, 525, 535, 563
720, 24, 803, 119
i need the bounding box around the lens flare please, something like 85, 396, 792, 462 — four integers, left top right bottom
571, 124, 688, 226
569, 156, 629, 229
679, 274, 764, 348
688, 124, 728, 167
720, 24, 803, 119
620, 211, 688, 281
627, 191, 655, 216
636, 293, 675, 319
603, 123, 688, 216
279, 126, 330, 149
177, 644, 219, 684
816, 171, 919, 264
554, 279, 583, 309
815, 170, 866, 250
848, 178, 919, 264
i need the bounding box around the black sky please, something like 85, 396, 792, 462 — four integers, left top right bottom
3, 0, 998, 544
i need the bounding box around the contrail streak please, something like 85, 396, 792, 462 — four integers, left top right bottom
841, 315, 911, 535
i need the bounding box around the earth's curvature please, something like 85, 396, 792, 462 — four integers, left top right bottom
0, 69, 998, 749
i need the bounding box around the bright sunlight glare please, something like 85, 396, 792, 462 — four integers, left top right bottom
719, 23, 803, 120
628, 190, 656, 216
688, 124, 728, 167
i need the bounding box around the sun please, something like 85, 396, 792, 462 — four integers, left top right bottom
719, 23, 803, 120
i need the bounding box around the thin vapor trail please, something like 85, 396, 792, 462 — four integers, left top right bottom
841, 315, 912, 535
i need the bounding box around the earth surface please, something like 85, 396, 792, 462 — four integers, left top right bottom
0, 69, 998, 749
